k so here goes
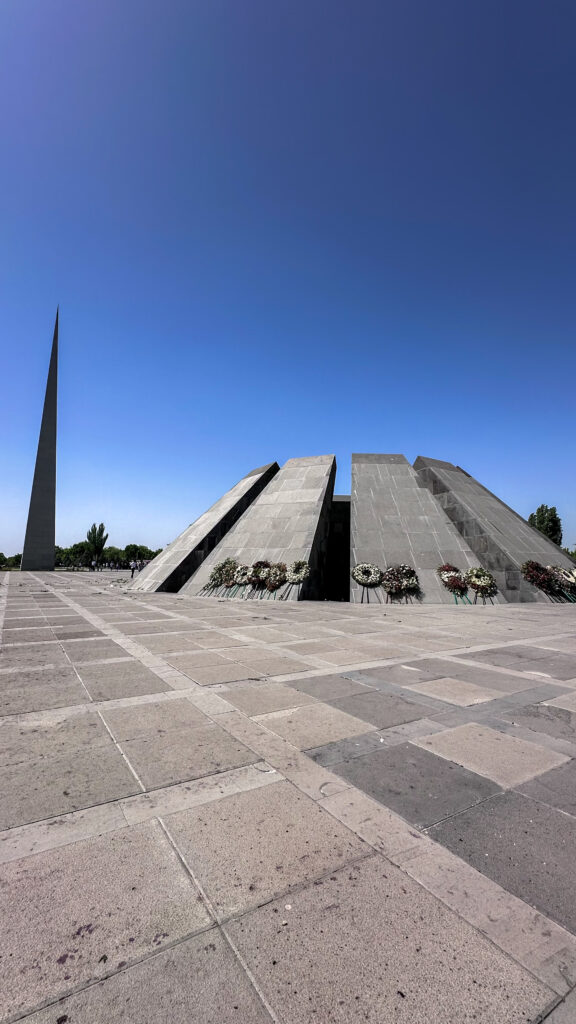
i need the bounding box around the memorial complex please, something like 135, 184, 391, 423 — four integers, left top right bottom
132, 452, 574, 603
5, 322, 576, 1024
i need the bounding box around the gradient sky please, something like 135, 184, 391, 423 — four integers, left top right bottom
1, 0, 575, 555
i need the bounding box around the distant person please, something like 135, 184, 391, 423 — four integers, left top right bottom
91, 560, 96, 572
130, 560, 136, 579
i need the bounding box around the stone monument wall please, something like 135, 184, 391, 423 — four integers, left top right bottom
183, 455, 336, 600
129, 462, 279, 593
413, 457, 574, 602
351, 454, 482, 603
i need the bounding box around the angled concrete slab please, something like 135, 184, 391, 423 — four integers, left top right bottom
130, 462, 279, 592
351, 454, 481, 603
184, 455, 336, 600
413, 457, 575, 601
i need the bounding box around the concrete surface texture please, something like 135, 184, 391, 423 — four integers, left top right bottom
350, 453, 482, 603
183, 455, 336, 600
21, 312, 58, 572
2, 568, 576, 1023
414, 456, 574, 600
130, 462, 279, 594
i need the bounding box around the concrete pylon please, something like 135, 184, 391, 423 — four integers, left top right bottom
21, 310, 59, 571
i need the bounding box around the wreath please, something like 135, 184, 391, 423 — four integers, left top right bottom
207, 558, 238, 589
465, 567, 498, 598
521, 560, 556, 594
436, 563, 468, 596
266, 563, 288, 591
351, 563, 383, 588
286, 560, 310, 584
233, 564, 251, 586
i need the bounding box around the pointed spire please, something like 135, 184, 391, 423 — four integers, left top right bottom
21, 310, 59, 570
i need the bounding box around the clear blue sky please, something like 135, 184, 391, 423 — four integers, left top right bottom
1, 0, 575, 554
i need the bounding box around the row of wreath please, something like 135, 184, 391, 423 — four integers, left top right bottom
202, 557, 310, 599
522, 561, 576, 602
352, 560, 576, 603
351, 562, 498, 602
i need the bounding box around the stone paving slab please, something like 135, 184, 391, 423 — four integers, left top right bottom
165, 780, 367, 919
0, 744, 141, 829
329, 742, 501, 827
3, 571, 576, 1024
0, 706, 111, 766
414, 722, 570, 786
254, 703, 373, 749
0, 820, 212, 1020
328, 689, 433, 728
220, 680, 317, 715
429, 791, 576, 935
404, 675, 504, 705
226, 853, 554, 1024
516, 759, 576, 817
20, 929, 273, 1024
0, 670, 88, 715
120, 721, 258, 789
503, 703, 576, 743
288, 672, 373, 699
0, 644, 70, 670
101, 697, 208, 740
75, 659, 168, 700
61, 638, 129, 663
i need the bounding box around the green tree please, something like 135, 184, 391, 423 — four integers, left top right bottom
528, 504, 562, 547
123, 543, 157, 561
102, 546, 124, 565
6, 553, 22, 568
86, 523, 109, 565
68, 541, 90, 567
0, 553, 6, 565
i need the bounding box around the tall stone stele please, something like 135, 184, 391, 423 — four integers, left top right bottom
21, 310, 59, 571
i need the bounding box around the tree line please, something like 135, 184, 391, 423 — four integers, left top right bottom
0, 522, 162, 569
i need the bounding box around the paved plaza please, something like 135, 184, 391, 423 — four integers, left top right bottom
2, 571, 576, 1022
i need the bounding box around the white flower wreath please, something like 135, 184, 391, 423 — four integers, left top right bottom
286, 560, 310, 584
351, 562, 383, 587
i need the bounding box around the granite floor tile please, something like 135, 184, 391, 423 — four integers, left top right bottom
254, 703, 375, 749
0, 644, 69, 670
221, 681, 317, 715
121, 721, 257, 789
165, 651, 236, 672
76, 660, 168, 700
516, 760, 576, 817
0, 820, 212, 1020
166, 780, 367, 918
62, 639, 129, 663
289, 673, 373, 700
0, 672, 89, 716
330, 742, 500, 827
0, 707, 111, 766
328, 690, 431, 729
414, 723, 570, 787
428, 791, 576, 935
136, 633, 204, 654
102, 698, 207, 740
227, 853, 552, 1024
402, 676, 504, 706
503, 704, 576, 743
0, 745, 140, 829
20, 929, 271, 1024
546, 691, 576, 713
2, 627, 56, 644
